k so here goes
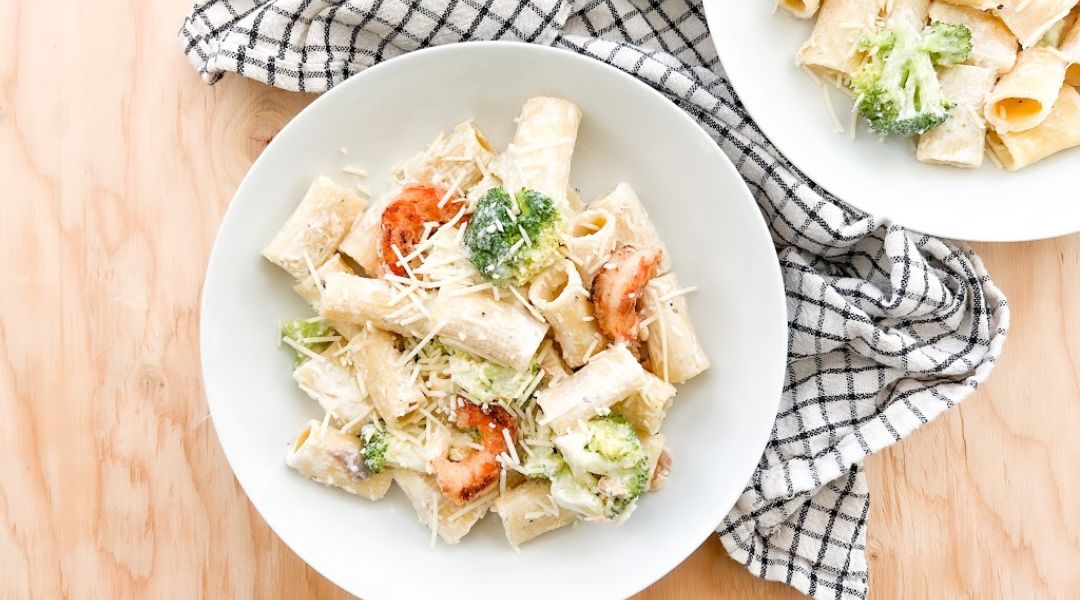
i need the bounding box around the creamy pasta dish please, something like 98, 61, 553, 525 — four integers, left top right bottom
780, 0, 1080, 170
261, 97, 708, 548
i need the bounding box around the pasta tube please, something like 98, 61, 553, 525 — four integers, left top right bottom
338, 191, 394, 276
795, 0, 882, 79
940, 0, 998, 8
498, 97, 582, 212
987, 84, 1080, 169
778, 0, 822, 19
642, 433, 670, 492
348, 324, 425, 421
587, 183, 671, 274
985, 47, 1068, 132
495, 480, 577, 547
392, 470, 495, 544
286, 420, 393, 500
916, 64, 998, 167
537, 344, 648, 434
1062, 9, 1080, 85
263, 176, 368, 279
293, 351, 373, 427
536, 339, 573, 384
430, 289, 548, 371
885, 0, 930, 27
614, 372, 678, 436
643, 274, 709, 384
293, 254, 361, 338
319, 273, 428, 337
394, 120, 496, 191
928, 1, 1019, 74
566, 187, 585, 213
565, 208, 618, 283
293, 253, 352, 306
994, 0, 1078, 48
527, 260, 606, 368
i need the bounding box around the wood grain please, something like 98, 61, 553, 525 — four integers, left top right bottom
0, 1, 1076, 598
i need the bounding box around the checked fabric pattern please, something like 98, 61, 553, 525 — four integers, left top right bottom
180, 1, 1010, 598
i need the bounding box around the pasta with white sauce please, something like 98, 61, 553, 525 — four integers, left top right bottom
779, 0, 1080, 169
263, 97, 708, 548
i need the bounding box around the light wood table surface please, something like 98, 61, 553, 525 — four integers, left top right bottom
2, 1, 1078, 598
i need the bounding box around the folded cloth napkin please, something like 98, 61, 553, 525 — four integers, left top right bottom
180, 1, 1010, 597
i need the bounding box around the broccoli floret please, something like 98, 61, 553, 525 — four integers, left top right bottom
463, 187, 563, 287
280, 318, 337, 365
550, 470, 607, 520
448, 347, 540, 403
360, 423, 445, 473
852, 22, 972, 136
922, 22, 974, 66
586, 415, 645, 466
522, 445, 567, 480
360, 425, 389, 473
551, 415, 651, 520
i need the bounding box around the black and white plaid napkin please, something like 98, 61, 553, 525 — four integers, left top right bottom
180, 2, 1010, 598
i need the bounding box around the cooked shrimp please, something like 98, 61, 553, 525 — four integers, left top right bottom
432, 400, 518, 503
592, 245, 663, 345
380, 183, 467, 276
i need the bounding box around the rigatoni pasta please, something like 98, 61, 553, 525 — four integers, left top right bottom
292, 254, 362, 338
564, 208, 618, 283
497, 97, 582, 212
885, 0, 931, 27
587, 183, 671, 273
319, 272, 428, 337
984, 47, 1068, 132
536, 344, 648, 434
917, 64, 998, 167
263, 176, 367, 279
293, 349, 373, 427
338, 192, 393, 276
265, 97, 708, 549
1061, 9, 1080, 84
348, 324, 425, 420
394, 120, 496, 191
927, 1, 1019, 74
527, 260, 606, 368
778, 0, 822, 19
286, 420, 394, 500
795, 0, 882, 79
780, 0, 1080, 169
644, 274, 709, 384
430, 289, 549, 371
393, 470, 494, 544
614, 372, 678, 436
494, 480, 577, 548
987, 84, 1080, 169
993, 0, 1078, 49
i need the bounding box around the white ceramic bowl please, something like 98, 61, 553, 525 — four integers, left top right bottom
704, 2, 1080, 242
201, 42, 787, 600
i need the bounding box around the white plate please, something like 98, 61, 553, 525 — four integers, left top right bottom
200, 42, 787, 600
704, 3, 1080, 242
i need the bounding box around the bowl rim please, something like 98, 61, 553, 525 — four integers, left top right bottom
702, 0, 1080, 242
199, 40, 788, 600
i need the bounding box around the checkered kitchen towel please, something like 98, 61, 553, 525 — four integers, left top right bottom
180, 2, 1010, 598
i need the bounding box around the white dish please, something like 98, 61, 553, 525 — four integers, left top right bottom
200, 42, 787, 600
704, 2, 1080, 242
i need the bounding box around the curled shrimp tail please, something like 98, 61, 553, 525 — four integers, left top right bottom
432, 452, 500, 504
592, 245, 662, 346
432, 399, 519, 504
379, 184, 467, 276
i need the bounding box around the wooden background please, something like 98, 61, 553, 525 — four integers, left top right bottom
2, 1, 1077, 598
